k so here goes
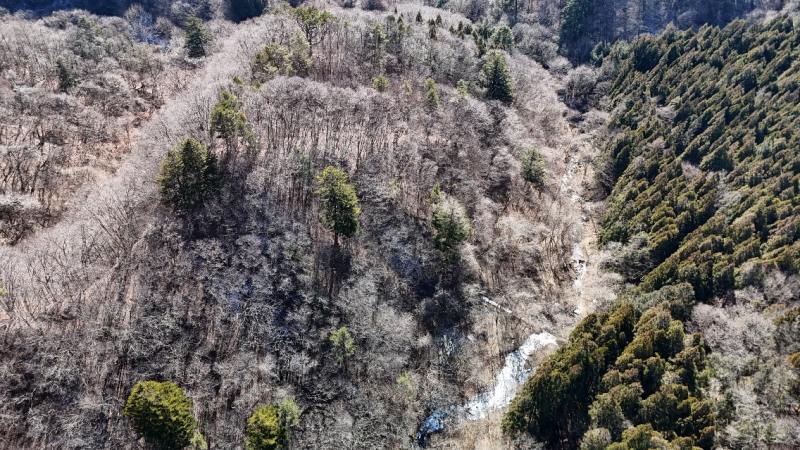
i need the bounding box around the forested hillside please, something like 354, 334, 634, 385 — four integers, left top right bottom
558, 0, 787, 59
600, 17, 799, 299
505, 15, 800, 450
0, 2, 587, 448
1, 0, 798, 449
0, 9, 178, 243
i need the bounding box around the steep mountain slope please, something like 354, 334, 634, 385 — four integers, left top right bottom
600, 18, 799, 299
558, 0, 786, 58
505, 15, 799, 450
0, 5, 593, 448
598, 16, 800, 448
1, 2, 798, 450
0, 10, 182, 243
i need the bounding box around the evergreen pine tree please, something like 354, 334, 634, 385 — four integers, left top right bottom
56, 59, 77, 92
291, 6, 334, 57
365, 23, 387, 71
245, 399, 301, 450
210, 90, 251, 149
124, 381, 201, 450
428, 20, 437, 39
490, 25, 514, 52
456, 79, 469, 97
329, 326, 357, 363
481, 50, 514, 103
252, 43, 294, 82
158, 138, 220, 215
184, 16, 211, 58
474, 35, 486, 57
372, 74, 389, 92
431, 199, 470, 256
521, 148, 546, 187
425, 78, 440, 109
316, 166, 361, 246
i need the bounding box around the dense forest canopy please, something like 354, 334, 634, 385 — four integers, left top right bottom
505, 15, 800, 450
599, 17, 800, 299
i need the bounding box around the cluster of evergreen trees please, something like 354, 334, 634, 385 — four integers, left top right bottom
359, 10, 516, 102
599, 16, 799, 300
124, 380, 299, 449
505, 14, 800, 450
503, 303, 637, 446
588, 290, 715, 449
504, 286, 715, 449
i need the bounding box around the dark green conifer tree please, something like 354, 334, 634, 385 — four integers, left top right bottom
481, 50, 514, 103
245, 399, 301, 450
56, 59, 77, 92
316, 166, 361, 246
124, 380, 201, 450
184, 16, 212, 58
158, 138, 220, 215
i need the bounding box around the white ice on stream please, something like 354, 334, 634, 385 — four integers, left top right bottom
416, 269, 586, 446
463, 331, 558, 420
416, 147, 592, 447
459, 239, 588, 423
415, 331, 557, 447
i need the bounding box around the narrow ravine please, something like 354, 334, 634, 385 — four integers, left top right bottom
416, 131, 600, 447
415, 331, 558, 446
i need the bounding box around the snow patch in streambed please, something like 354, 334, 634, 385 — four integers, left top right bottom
463, 331, 558, 420
416, 332, 557, 446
